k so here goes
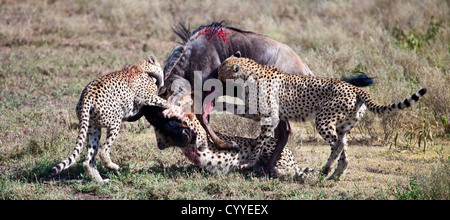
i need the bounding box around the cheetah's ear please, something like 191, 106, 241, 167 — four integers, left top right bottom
233, 51, 241, 58
232, 64, 239, 72
148, 55, 156, 64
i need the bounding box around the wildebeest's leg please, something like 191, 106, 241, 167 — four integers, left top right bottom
264, 120, 292, 175
199, 93, 238, 150
197, 112, 239, 150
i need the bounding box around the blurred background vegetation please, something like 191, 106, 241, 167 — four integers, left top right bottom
0, 0, 448, 199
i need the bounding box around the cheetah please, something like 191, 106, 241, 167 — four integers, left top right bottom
155, 92, 314, 181
217, 52, 427, 180
51, 56, 183, 183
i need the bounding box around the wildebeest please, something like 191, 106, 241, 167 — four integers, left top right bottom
129, 21, 374, 175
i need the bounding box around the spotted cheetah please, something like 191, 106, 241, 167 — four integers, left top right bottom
217, 53, 427, 180
155, 92, 314, 181
51, 56, 183, 183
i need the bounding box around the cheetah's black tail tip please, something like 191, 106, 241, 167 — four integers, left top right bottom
342, 72, 376, 88
418, 88, 427, 96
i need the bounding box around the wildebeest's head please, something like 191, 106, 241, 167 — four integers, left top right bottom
153, 91, 208, 151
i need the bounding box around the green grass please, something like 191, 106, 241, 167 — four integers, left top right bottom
0, 0, 448, 200
391, 157, 449, 200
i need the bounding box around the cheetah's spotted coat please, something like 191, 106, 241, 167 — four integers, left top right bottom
155, 94, 314, 181
218, 54, 427, 180
51, 56, 182, 183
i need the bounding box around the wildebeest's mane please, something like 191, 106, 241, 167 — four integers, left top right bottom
163, 21, 190, 81
171, 21, 192, 46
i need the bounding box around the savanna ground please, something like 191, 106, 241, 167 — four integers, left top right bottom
0, 0, 449, 200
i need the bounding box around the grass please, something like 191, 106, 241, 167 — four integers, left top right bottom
0, 0, 449, 200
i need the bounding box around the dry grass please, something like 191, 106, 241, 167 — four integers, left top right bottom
0, 0, 448, 200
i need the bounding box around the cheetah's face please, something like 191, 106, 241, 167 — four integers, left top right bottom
218, 54, 260, 82
139, 55, 162, 72
218, 56, 243, 81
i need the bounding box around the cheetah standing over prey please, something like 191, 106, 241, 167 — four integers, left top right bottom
217, 53, 427, 180
51, 56, 183, 183
155, 93, 314, 181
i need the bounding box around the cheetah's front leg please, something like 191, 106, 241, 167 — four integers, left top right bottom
240, 123, 276, 170
136, 96, 185, 120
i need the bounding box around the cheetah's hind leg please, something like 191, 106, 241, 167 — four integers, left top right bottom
316, 116, 343, 179
82, 126, 107, 183
326, 131, 349, 181
327, 118, 357, 180
99, 125, 121, 171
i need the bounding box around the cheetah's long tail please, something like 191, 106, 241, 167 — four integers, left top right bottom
359, 88, 427, 114
51, 100, 92, 176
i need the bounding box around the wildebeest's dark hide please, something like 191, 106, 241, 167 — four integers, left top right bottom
130, 21, 316, 147
128, 22, 374, 173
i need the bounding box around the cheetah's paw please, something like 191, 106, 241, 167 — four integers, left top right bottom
162, 106, 185, 120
